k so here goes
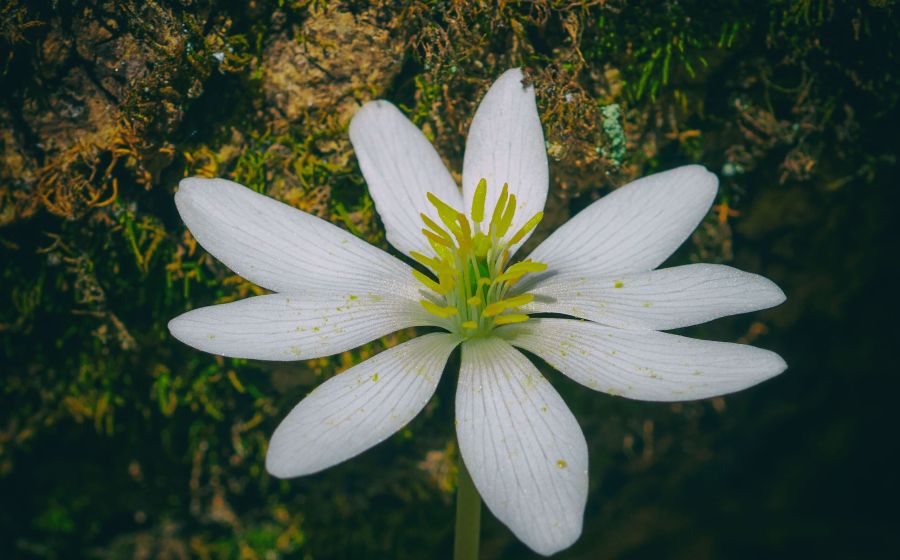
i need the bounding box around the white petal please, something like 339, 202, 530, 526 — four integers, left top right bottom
456, 337, 587, 556
500, 319, 787, 402
175, 177, 418, 295
169, 292, 437, 361
349, 100, 463, 257
462, 68, 548, 252
266, 333, 459, 477
519, 264, 786, 330
526, 165, 717, 278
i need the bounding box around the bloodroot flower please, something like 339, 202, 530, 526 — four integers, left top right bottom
169, 69, 786, 556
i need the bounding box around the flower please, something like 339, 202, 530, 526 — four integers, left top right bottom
169, 68, 786, 556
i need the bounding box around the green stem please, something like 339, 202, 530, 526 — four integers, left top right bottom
454, 457, 482, 560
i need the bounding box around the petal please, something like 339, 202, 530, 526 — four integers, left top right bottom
526, 165, 718, 278
456, 337, 588, 556
266, 332, 459, 477
519, 264, 786, 330
169, 292, 437, 361
499, 318, 787, 402
175, 177, 418, 295
462, 68, 548, 252
349, 100, 463, 257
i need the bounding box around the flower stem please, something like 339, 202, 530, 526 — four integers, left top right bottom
454, 457, 481, 560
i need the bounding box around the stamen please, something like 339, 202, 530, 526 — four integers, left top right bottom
507, 211, 544, 245
420, 299, 459, 318
473, 232, 491, 257
471, 179, 487, 223
495, 260, 548, 283
490, 183, 509, 228
422, 229, 453, 249
409, 251, 442, 271
414, 182, 549, 339
482, 293, 535, 317
412, 269, 443, 294
420, 213, 452, 241
427, 192, 464, 234
456, 213, 473, 249
427, 237, 451, 259
495, 194, 517, 238
493, 314, 530, 326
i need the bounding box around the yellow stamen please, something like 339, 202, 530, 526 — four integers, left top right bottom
422, 229, 454, 249
419, 299, 459, 318
427, 192, 464, 233
482, 293, 535, 317
496, 194, 517, 237
473, 232, 491, 257
490, 183, 509, 229
471, 179, 487, 223
493, 314, 530, 325
495, 260, 547, 283
507, 211, 544, 245
456, 213, 472, 248
412, 269, 443, 293
423, 212, 464, 247
410, 251, 442, 271
427, 237, 450, 258
412, 185, 550, 338
420, 213, 450, 238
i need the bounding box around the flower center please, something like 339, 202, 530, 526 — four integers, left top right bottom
411, 179, 547, 339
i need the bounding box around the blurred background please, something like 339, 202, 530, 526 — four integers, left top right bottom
1, 1, 898, 558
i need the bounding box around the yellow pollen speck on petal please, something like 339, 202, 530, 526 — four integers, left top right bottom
614, 281, 624, 288
372, 373, 379, 382
556, 459, 568, 469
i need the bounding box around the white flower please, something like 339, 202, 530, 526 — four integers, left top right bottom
169, 68, 786, 556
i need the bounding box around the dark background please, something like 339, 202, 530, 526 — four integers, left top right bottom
2, 1, 898, 558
